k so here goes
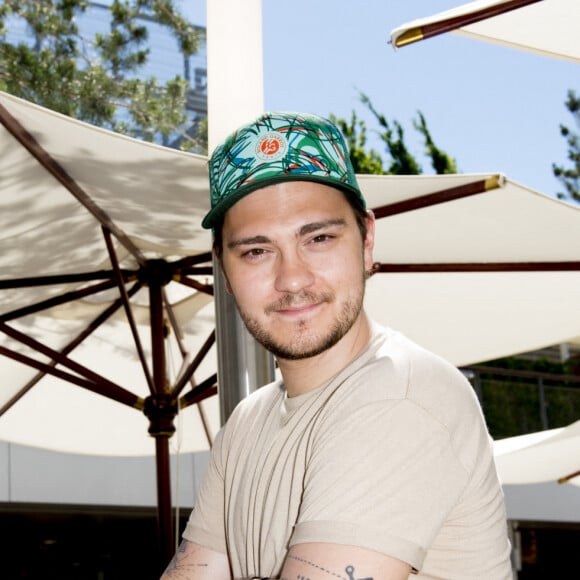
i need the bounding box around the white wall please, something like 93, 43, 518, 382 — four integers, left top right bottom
0, 441, 209, 508
504, 482, 580, 522
4, 440, 580, 527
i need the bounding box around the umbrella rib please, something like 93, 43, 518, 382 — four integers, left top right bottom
102, 227, 155, 393
162, 254, 214, 294
180, 267, 214, 277
0, 344, 143, 409
162, 289, 214, 445
393, 0, 543, 47
0, 101, 147, 267
558, 470, 580, 484
0, 281, 143, 417
175, 275, 214, 296
373, 261, 580, 272
171, 252, 214, 268
162, 287, 188, 357
180, 374, 218, 409
0, 320, 142, 405
0, 278, 125, 322
169, 253, 216, 292
0, 268, 136, 290
172, 330, 216, 398
371, 176, 501, 219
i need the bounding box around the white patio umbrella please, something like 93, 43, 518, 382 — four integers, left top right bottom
390, 0, 580, 64
494, 420, 580, 485
0, 88, 220, 568
362, 173, 580, 366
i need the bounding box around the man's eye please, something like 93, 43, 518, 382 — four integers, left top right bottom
242, 248, 266, 258
312, 234, 333, 243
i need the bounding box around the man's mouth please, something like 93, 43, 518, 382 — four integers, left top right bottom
266, 291, 331, 316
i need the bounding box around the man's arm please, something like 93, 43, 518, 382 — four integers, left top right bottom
160, 539, 231, 580
279, 543, 411, 580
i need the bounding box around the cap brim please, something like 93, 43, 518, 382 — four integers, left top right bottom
202, 175, 365, 230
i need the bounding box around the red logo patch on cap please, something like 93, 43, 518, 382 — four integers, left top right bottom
255, 132, 288, 161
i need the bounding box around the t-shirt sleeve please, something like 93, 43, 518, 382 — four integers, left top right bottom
182, 427, 228, 554
290, 398, 470, 571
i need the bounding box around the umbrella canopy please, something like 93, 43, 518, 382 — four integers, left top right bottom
494, 421, 580, 485
0, 90, 219, 456
390, 0, 580, 64
362, 173, 580, 366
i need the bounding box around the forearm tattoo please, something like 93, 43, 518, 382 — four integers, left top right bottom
279, 554, 373, 580
163, 540, 209, 576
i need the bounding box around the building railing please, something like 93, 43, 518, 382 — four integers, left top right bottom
461, 366, 580, 439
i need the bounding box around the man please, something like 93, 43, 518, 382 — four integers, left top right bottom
161, 112, 513, 579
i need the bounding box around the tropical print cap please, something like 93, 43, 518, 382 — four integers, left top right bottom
201, 111, 365, 229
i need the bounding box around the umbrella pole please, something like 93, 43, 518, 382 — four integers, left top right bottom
155, 435, 174, 571
143, 369, 178, 573
146, 268, 176, 571
213, 264, 275, 424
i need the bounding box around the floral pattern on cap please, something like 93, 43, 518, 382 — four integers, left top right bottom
202, 112, 364, 229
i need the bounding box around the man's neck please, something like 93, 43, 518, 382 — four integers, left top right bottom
278, 313, 372, 398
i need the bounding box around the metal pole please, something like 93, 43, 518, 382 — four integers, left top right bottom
155, 436, 174, 571
213, 260, 275, 424
207, 0, 275, 424
538, 377, 549, 430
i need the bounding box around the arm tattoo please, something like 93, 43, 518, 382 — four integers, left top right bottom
167, 541, 188, 570
345, 565, 373, 580
285, 554, 373, 580
163, 540, 209, 575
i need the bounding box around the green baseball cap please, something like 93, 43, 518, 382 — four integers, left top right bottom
202, 111, 365, 230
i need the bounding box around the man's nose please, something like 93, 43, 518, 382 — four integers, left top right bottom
274, 252, 315, 293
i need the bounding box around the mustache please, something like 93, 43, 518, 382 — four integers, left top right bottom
264, 290, 333, 314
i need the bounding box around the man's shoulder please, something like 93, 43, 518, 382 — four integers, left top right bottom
348, 321, 477, 414
370, 321, 467, 382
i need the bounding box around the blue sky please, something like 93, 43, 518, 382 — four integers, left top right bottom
181, 1, 578, 200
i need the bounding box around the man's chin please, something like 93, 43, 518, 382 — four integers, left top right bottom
257, 332, 342, 361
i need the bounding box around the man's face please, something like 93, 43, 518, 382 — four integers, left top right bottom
220, 181, 375, 361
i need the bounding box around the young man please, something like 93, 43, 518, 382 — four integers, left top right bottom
161, 112, 513, 579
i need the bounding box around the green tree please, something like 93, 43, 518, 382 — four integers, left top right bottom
333, 93, 457, 176
331, 111, 385, 175
0, 0, 204, 150
360, 92, 421, 175
553, 90, 580, 202
413, 110, 458, 174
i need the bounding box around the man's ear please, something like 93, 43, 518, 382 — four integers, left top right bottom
363, 209, 376, 272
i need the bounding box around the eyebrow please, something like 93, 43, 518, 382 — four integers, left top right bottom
227, 235, 270, 250
226, 218, 347, 250
299, 218, 346, 236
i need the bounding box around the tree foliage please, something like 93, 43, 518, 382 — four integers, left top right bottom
331, 111, 385, 175
553, 90, 580, 202
360, 92, 422, 175
413, 110, 458, 175
0, 0, 203, 149
333, 93, 457, 176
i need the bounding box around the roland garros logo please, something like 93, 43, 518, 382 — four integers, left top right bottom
255, 131, 287, 161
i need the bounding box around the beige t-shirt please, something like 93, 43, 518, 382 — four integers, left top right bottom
183, 323, 512, 579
